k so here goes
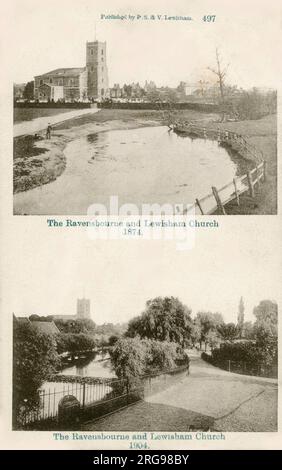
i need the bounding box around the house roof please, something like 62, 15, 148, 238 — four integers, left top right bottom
31, 321, 60, 335
35, 67, 86, 78
15, 316, 31, 324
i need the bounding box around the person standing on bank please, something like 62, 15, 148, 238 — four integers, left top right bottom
46, 123, 52, 139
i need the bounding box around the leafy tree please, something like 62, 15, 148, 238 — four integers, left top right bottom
108, 335, 120, 346
23, 81, 34, 100
126, 297, 193, 347
110, 337, 149, 380
253, 300, 277, 333
237, 297, 245, 338
13, 320, 59, 425
190, 320, 202, 347
110, 337, 187, 383
146, 339, 186, 372
56, 333, 95, 354
242, 321, 254, 339
54, 318, 96, 334
252, 300, 277, 360
195, 312, 224, 350
206, 330, 220, 350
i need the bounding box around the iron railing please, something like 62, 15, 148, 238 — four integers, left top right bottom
17, 364, 189, 429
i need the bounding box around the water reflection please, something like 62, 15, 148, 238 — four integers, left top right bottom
59, 352, 115, 379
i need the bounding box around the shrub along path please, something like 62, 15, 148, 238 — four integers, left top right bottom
82, 351, 277, 432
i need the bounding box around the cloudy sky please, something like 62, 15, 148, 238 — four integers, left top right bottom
5, 0, 282, 88
4, 218, 281, 325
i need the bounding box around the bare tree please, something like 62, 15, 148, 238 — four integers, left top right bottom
208, 48, 229, 102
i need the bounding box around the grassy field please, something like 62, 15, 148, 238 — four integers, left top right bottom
209, 114, 277, 215
14, 107, 73, 123
54, 108, 218, 130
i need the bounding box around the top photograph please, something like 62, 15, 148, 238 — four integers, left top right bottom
13, 3, 278, 215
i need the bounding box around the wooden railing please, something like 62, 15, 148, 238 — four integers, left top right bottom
173, 123, 265, 215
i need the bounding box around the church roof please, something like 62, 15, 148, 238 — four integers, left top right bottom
35, 67, 86, 78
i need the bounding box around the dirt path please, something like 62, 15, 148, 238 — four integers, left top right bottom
82, 352, 277, 432
14, 107, 100, 138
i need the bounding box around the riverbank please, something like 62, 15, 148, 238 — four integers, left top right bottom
202, 114, 277, 215
13, 109, 276, 214
14, 108, 215, 195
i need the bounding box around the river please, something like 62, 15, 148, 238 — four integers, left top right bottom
38, 353, 115, 418
14, 125, 238, 215
58, 352, 115, 378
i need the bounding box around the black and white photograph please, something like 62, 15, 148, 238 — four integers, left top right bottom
11, 223, 278, 433
1, 0, 282, 457
12, 0, 277, 215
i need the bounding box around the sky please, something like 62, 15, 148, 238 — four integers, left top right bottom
6, 0, 282, 88
4, 218, 281, 325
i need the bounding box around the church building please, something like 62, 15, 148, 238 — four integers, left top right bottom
34, 40, 109, 102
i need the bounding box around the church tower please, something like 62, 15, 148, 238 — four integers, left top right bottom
86, 40, 109, 100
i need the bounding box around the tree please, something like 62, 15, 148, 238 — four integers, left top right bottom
242, 321, 254, 339
253, 299, 277, 344
253, 300, 277, 333
108, 335, 119, 346
218, 322, 238, 342
110, 337, 187, 383
190, 320, 202, 347
13, 320, 59, 425
195, 312, 224, 350
208, 48, 229, 102
126, 297, 193, 347
23, 81, 34, 100
54, 318, 96, 334
56, 333, 96, 354
252, 300, 278, 364
237, 297, 245, 338
206, 330, 220, 350
146, 89, 161, 102
110, 337, 149, 380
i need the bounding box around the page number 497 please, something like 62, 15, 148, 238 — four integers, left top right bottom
203, 15, 216, 22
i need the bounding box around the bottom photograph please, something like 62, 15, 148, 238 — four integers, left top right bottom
12, 229, 278, 433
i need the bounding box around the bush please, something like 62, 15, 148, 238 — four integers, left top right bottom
13, 321, 60, 425
211, 341, 277, 367
56, 333, 96, 354
110, 337, 189, 384
201, 352, 213, 363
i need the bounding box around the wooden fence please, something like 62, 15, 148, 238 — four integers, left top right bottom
173, 123, 265, 215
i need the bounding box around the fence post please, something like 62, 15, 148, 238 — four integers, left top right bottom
126, 378, 129, 406
195, 198, 204, 215
212, 186, 226, 215
82, 382, 86, 410
247, 171, 255, 198
263, 160, 267, 182
256, 165, 260, 188
228, 360, 231, 372
233, 178, 240, 206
